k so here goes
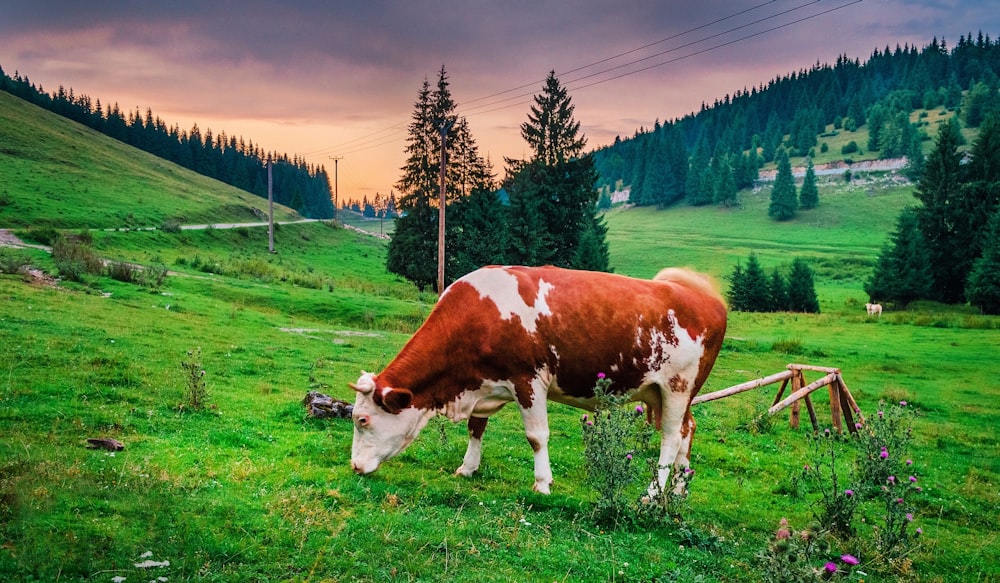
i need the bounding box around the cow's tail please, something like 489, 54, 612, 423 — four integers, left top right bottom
653, 267, 727, 308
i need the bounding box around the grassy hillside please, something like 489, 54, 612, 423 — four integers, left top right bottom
2, 97, 999, 581
0, 91, 301, 230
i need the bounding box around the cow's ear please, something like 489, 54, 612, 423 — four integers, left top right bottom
381, 388, 413, 413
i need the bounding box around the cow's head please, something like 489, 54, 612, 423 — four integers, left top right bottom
349, 371, 435, 475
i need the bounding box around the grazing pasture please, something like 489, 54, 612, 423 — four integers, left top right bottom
1, 177, 999, 581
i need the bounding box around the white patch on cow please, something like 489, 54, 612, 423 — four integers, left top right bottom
441, 379, 517, 422
641, 310, 706, 388
457, 268, 554, 334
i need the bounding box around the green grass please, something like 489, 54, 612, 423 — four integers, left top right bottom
2, 92, 999, 581
0, 91, 301, 230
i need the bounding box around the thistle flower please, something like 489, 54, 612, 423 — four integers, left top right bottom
635, 404, 644, 414
841, 554, 859, 566
844, 489, 854, 497
887, 475, 896, 483
900, 400, 907, 406
906, 513, 914, 522
906, 459, 913, 466
880, 450, 889, 459
597, 372, 606, 379
824, 562, 838, 574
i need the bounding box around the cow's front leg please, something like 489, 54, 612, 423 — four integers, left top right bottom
455, 416, 488, 477
519, 396, 553, 494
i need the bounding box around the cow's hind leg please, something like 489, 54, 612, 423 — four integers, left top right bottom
649, 389, 693, 499
455, 416, 489, 477
669, 410, 696, 495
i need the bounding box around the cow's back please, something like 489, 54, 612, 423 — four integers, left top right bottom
430, 266, 725, 399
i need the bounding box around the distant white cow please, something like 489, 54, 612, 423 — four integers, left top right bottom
866, 302, 883, 316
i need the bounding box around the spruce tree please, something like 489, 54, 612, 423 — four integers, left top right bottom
913, 116, 971, 303
799, 158, 819, 209
966, 209, 1000, 314
387, 67, 493, 290
767, 268, 790, 311
787, 258, 820, 313
737, 253, 770, 311
505, 72, 608, 271
768, 148, 798, 220
864, 208, 933, 305
726, 263, 748, 312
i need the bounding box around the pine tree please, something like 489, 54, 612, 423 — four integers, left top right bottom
729, 252, 770, 311
769, 148, 798, 220
450, 186, 509, 278
505, 72, 608, 271
864, 208, 933, 305
913, 116, 971, 303
387, 67, 493, 290
787, 258, 820, 313
726, 263, 746, 311
767, 268, 790, 311
966, 209, 1000, 314
799, 158, 819, 209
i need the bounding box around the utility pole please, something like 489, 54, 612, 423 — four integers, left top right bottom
330, 156, 343, 221
437, 120, 454, 295
267, 155, 275, 253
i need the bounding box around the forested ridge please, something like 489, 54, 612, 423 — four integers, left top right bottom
595, 33, 1000, 207
0, 65, 334, 219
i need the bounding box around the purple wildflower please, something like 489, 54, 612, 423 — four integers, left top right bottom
824, 562, 838, 574
906, 513, 914, 522
880, 450, 889, 459
896, 497, 904, 504
855, 422, 863, 429
597, 372, 606, 379
844, 489, 854, 497
841, 554, 859, 566
635, 404, 644, 414
915, 486, 923, 492
626, 454, 633, 460
878, 410, 884, 418
906, 459, 913, 466
888, 475, 896, 483
909, 475, 917, 483
900, 400, 907, 406
916, 527, 923, 535
581, 414, 588, 422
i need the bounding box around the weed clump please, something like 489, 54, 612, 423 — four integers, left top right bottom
179, 347, 210, 411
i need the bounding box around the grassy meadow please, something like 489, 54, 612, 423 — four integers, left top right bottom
2, 98, 1000, 581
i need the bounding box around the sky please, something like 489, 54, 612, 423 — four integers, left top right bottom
2, 1, 999, 201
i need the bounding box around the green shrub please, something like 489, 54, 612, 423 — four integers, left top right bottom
52, 237, 104, 282
581, 374, 653, 528
0, 248, 31, 275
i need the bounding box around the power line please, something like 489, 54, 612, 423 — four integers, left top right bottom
458, 0, 826, 117
309, 0, 862, 162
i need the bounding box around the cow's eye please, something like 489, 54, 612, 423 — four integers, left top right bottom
355, 415, 370, 428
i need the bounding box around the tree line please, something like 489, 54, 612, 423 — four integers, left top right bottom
387, 68, 609, 291
0, 65, 334, 219
594, 33, 1000, 213
727, 252, 820, 314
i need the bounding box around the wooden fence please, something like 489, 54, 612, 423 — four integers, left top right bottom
692, 364, 864, 433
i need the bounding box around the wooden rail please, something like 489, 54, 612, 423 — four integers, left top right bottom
693, 364, 864, 433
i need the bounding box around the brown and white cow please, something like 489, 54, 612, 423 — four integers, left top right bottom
866, 302, 883, 316
350, 265, 727, 495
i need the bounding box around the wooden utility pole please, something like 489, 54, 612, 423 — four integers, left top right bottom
267, 156, 275, 253
330, 156, 343, 221
437, 120, 454, 295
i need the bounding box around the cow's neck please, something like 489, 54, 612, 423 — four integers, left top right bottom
380, 321, 475, 412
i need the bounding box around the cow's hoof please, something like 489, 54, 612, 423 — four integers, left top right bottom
532, 479, 552, 494
454, 464, 478, 477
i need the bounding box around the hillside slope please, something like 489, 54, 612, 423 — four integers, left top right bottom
0, 91, 301, 230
